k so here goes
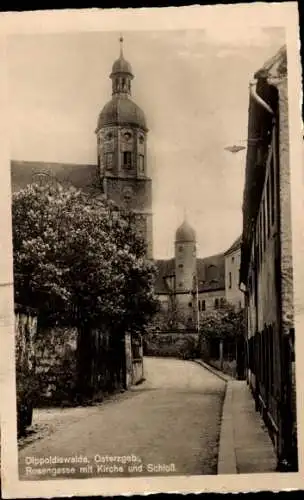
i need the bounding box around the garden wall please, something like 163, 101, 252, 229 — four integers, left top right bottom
144, 332, 199, 359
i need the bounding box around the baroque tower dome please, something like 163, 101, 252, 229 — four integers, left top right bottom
175, 219, 196, 243
96, 36, 153, 260
97, 36, 147, 132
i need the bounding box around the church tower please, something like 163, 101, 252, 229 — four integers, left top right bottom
175, 219, 197, 293
96, 37, 153, 259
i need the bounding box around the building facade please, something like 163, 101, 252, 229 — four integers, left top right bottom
11, 38, 153, 260
240, 45, 297, 470
224, 236, 244, 310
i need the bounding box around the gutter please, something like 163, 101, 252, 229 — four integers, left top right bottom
249, 80, 275, 119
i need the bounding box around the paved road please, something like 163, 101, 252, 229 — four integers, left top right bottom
19, 357, 226, 479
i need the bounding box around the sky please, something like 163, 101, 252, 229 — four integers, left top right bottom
7, 27, 285, 260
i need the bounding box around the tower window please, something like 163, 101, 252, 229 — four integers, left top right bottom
214, 299, 219, 309
201, 300, 206, 311
188, 302, 192, 308
122, 151, 132, 169
228, 272, 232, 289
105, 153, 113, 170
232, 256, 234, 264
138, 155, 144, 174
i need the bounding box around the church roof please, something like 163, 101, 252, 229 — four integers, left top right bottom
97, 96, 147, 132
154, 252, 225, 295
10, 160, 98, 193
175, 220, 196, 243
154, 259, 175, 294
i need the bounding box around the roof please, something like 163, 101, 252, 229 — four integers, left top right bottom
175, 220, 196, 243
224, 235, 242, 256
240, 46, 286, 283
11, 160, 99, 193
254, 45, 287, 80
154, 259, 175, 294
154, 253, 225, 295
111, 56, 133, 77
97, 96, 147, 132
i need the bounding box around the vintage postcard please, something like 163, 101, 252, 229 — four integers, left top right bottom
0, 2, 303, 497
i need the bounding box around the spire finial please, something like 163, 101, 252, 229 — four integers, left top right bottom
119, 34, 124, 58
183, 207, 188, 221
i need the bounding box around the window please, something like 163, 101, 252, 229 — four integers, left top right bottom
188, 302, 192, 308
198, 301, 201, 311
228, 272, 232, 289
179, 246, 183, 252
232, 256, 234, 264
138, 155, 144, 174
178, 264, 183, 269
214, 298, 219, 309
201, 300, 206, 311
122, 151, 132, 168
105, 153, 113, 170
220, 297, 225, 308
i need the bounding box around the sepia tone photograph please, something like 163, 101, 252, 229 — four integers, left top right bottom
0, 2, 303, 498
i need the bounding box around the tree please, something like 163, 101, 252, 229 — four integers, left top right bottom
12, 183, 158, 397
200, 305, 245, 341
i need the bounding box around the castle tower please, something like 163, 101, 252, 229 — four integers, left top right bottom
175, 219, 197, 293
95, 36, 153, 259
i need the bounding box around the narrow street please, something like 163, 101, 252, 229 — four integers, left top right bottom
19, 357, 226, 479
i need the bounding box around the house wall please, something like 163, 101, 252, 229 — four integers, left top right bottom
197, 289, 226, 316
225, 247, 244, 309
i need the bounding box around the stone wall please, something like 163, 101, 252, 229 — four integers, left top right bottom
35, 326, 78, 405
15, 305, 38, 433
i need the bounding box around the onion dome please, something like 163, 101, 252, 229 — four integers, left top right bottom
96, 36, 147, 132
175, 220, 196, 243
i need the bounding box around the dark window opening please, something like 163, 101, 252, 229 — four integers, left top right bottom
188, 302, 192, 308
122, 151, 132, 168
214, 298, 219, 309
228, 272, 232, 289
138, 154, 144, 174
178, 264, 183, 269
201, 300, 206, 311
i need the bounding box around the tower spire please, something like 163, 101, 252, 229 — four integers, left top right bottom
119, 34, 124, 58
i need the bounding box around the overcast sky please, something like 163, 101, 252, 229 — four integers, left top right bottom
7, 27, 285, 259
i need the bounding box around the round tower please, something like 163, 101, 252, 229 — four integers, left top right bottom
175, 219, 197, 293
95, 36, 153, 259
